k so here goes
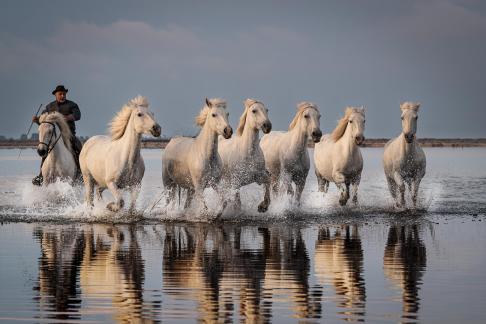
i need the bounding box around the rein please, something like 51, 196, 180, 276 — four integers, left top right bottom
38, 121, 63, 156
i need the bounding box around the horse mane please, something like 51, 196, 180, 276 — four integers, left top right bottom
288, 102, 319, 131
195, 98, 227, 127
331, 106, 365, 142
400, 101, 420, 112
39, 112, 73, 152
237, 98, 262, 136
110, 95, 149, 140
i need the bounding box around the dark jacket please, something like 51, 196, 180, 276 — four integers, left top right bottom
42, 100, 81, 135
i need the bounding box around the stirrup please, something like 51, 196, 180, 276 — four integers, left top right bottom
32, 175, 43, 186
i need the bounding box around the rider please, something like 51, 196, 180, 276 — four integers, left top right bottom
32, 85, 82, 186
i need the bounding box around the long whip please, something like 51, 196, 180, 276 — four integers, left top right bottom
17, 104, 43, 160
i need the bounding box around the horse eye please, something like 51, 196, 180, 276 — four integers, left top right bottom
252, 109, 257, 114
212, 113, 217, 117
304, 115, 309, 119
349, 120, 353, 123
137, 113, 143, 117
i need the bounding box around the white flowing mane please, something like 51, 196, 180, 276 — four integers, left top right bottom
331, 107, 365, 142
236, 98, 262, 136
400, 101, 420, 112
288, 102, 319, 131
39, 112, 73, 152
110, 95, 149, 140
195, 98, 227, 127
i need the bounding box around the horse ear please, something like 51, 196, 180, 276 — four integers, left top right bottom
415, 103, 421, 111
205, 98, 212, 108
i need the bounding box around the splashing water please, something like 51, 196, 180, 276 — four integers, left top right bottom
1, 148, 485, 223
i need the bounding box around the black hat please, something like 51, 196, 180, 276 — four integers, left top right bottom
52, 85, 68, 95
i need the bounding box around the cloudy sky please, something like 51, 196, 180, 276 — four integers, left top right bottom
1, 0, 485, 138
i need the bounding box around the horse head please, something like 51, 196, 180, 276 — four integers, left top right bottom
400, 102, 420, 143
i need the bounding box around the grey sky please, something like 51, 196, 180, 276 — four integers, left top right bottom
1, 0, 485, 138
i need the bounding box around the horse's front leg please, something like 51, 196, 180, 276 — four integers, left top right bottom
294, 177, 306, 206
410, 178, 421, 208
350, 175, 361, 205
393, 172, 405, 208
106, 181, 124, 212
333, 171, 349, 206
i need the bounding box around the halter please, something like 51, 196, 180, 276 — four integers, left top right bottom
38, 121, 63, 155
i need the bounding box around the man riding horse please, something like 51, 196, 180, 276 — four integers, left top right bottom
32, 85, 82, 186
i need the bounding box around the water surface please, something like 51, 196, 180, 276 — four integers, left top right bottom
0, 148, 485, 323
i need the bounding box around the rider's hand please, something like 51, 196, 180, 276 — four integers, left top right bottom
32, 116, 39, 124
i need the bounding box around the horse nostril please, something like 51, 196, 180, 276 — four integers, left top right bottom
313, 130, 322, 138
224, 127, 233, 138
263, 122, 272, 133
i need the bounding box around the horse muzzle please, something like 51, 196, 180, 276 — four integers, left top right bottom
355, 135, 365, 145
312, 129, 322, 143
262, 122, 272, 134
223, 126, 233, 139
405, 134, 415, 143
37, 146, 47, 157
151, 124, 161, 137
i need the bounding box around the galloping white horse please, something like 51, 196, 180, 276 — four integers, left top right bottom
37, 112, 77, 184
260, 102, 322, 206
162, 98, 233, 212
80, 96, 161, 212
218, 99, 272, 212
383, 102, 426, 208
314, 107, 365, 206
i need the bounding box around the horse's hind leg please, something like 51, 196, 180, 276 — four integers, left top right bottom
96, 187, 104, 201
106, 181, 124, 212
84, 174, 95, 207
258, 171, 271, 213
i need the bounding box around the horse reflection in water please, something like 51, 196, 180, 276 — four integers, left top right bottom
163, 224, 322, 322
33, 225, 159, 323
314, 225, 366, 321
384, 224, 427, 323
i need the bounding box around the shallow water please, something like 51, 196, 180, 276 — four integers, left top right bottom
1, 148, 486, 323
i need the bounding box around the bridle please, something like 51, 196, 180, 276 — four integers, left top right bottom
38, 121, 62, 156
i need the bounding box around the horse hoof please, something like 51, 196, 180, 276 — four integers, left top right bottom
107, 202, 120, 212
257, 203, 268, 213
339, 199, 347, 206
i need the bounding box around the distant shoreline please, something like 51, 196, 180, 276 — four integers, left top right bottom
2, 138, 486, 149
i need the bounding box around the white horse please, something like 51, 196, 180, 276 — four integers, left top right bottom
162, 98, 233, 212
260, 102, 322, 206
80, 96, 161, 212
36, 112, 77, 185
218, 99, 272, 212
383, 102, 426, 208
314, 107, 365, 206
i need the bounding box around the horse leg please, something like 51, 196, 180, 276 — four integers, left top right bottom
393, 172, 405, 208
351, 175, 361, 205
234, 190, 242, 210
84, 174, 95, 207
316, 171, 329, 193
410, 178, 421, 208
96, 187, 104, 201
258, 171, 271, 213
106, 181, 124, 212
294, 178, 306, 206
184, 188, 195, 209
333, 171, 349, 206
128, 185, 141, 214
